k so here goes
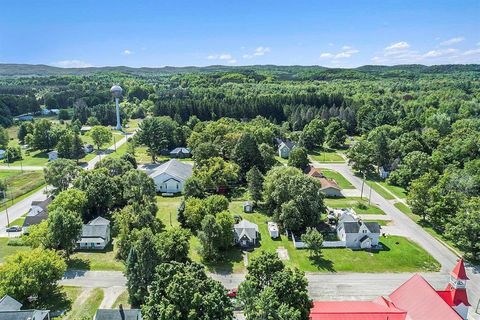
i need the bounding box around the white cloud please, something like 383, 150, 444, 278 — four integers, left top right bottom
228, 59, 237, 64
51, 60, 93, 68
207, 53, 233, 60
463, 48, 480, 56
385, 41, 410, 51
242, 54, 253, 59
335, 49, 359, 59
342, 45, 352, 50
319, 53, 333, 59
440, 37, 464, 46
253, 46, 271, 56
423, 48, 458, 58
123, 49, 133, 55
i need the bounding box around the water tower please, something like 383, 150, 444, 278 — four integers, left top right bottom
110, 85, 123, 130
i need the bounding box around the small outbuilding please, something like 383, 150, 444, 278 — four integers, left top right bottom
268, 222, 279, 238
48, 150, 58, 161
234, 219, 259, 248
77, 217, 111, 250
0, 149, 5, 160
84, 144, 94, 153
169, 147, 191, 158
243, 201, 253, 213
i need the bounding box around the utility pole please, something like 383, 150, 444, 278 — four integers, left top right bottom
360, 172, 365, 199
368, 184, 372, 205
113, 135, 116, 152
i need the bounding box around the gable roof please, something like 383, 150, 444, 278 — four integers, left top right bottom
80, 224, 109, 240
0, 295, 22, 311
305, 166, 324, 178
88, 216, 110, 226
319, 177, 341, 191
0, 310, 50, 320
234, 219, 259, 241
149, 159, 193, 181
94, 309, 142, 320
170, 147, 191, 154
389, 274, 463, 320
342, 221, 380, 234
310, 296, 407, 320
364, 222, 381, 234
279, 140, 295, 150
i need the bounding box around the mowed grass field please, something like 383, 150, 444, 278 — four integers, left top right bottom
0, 170, 45, 210
318, 169, 354, 189
309, 149, 345, 163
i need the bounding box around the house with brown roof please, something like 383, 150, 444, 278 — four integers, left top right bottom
305, 166, 342, 197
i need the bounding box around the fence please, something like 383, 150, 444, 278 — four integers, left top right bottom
289, 230, 346, 249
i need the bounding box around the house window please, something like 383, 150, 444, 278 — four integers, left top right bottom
177, 184, 179, 190
363, 230, 367, 233
96, 243, 101, 245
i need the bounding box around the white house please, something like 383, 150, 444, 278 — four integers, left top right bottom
243, 201, 253, 213
48, 150, 58, 161
234, 219, 259, 248
268, 222, 279, 238
337, 216, 381, 249
379, 166, 390, 179
94, 309, 142, 320
77, 217, 111, 250
148, 159, 193, 194
277, 140, 296, 159
0, 149, 5, 160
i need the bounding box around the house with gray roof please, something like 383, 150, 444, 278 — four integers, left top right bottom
76, 216, 111, 250
0, 295, 50, 320
234, 219, 259, 248
276, 139, 296, 159
93, 308, 142, 320
22, 197, 53, 234
169, 147, 191, 158
148, 159, 193, 194
337, 216, 381, 249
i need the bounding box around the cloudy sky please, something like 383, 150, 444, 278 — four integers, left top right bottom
0, 0, 479, 68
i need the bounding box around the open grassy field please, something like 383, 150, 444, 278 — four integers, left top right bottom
0, 170, 45, 211
309, 149, 345, 163
68, 242, 125, 271
324, 197, 385, 215
318, 169, 354, 189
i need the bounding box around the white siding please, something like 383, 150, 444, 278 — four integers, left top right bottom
153, 173, 184, 193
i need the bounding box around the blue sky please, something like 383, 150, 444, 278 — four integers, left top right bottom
1, 0, 479, 68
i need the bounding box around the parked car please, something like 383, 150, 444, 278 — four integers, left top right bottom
6, 225, 22, 232
227, 288, 238, 298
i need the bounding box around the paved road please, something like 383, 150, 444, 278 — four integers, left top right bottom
313, 161, 480, 308
0, 132, 134, 232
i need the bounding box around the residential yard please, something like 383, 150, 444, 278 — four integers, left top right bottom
0, 170, 45, 211
68, 242, 125, 271
324, 197, 385, 215
309, 149, 345, 163
229, 201, 439, 272
0, 238, 31, 263
61, 288, 103, 320
317, 169, 354, 189
366, 180, 395, 200
379, 181, 407, 199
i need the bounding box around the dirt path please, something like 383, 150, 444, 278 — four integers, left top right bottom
99, 286, 126, 309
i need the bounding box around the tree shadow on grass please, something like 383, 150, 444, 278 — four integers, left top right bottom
203, 247, 244, 275
37, 287, 72, 315
307, 252, 335, 272
67, 257, 91, 270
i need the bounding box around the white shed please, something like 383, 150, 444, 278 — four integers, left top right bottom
268, 222, 279, 238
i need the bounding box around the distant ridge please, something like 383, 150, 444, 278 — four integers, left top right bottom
0, 63, 479, 77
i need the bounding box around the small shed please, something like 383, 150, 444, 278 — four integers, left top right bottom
84, 144, 94, 153
48, 150, 58, 161
243, 201, 253, 213
80, 126, 92, 133
268, 222, 279, 238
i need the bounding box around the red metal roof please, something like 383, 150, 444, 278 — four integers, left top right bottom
441, 284, 471, 307
451, 259, 469, 280
310, 297, 407, 320
389, 274, 463, 320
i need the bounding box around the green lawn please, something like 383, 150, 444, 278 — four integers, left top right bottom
62, 288, 103, 320
0, 238, 31, 263
5, 149, 49, 167
68, 242, 125, 271
318, 169, 354, 189
379, 182, 407, 199
366, 181, 395, 200
309, 149, 345, 163
364, 219, 392, 226
229, 201, 438, 272
156, 196, 182, 228
324, 197, 385, 215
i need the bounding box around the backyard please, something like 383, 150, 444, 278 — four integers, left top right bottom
324, 197, 386, 215
317, 168, 354, 189
309, 149, 345, 163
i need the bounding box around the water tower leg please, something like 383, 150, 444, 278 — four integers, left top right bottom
115, 97, 122, 130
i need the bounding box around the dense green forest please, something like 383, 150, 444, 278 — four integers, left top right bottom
1, 63, 479, 259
